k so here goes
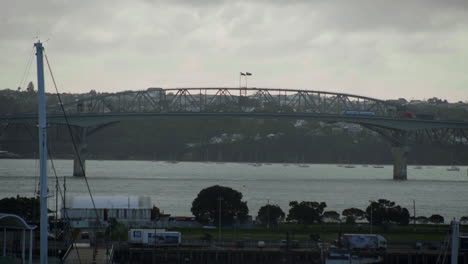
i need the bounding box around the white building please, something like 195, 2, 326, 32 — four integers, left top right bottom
64, 196, 153, 227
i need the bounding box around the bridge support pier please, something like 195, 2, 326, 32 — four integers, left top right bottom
391, 145, 409, 180
72, 127, 88, 177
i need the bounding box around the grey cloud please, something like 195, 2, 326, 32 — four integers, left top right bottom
1, 0, 467, 101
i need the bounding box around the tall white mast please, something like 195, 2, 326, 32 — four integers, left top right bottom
35, 41, 48, 264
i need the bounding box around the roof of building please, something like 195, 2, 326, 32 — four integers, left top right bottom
0, 213, 36, 230
67, 196, 152, 209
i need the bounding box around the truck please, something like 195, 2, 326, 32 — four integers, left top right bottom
341, 111, 376, 117
341, 234, 387, 251
128, 229, 181, 246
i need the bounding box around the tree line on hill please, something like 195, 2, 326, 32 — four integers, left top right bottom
2, 119, 468, 165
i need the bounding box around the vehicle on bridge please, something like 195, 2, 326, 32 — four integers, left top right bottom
342, 111, 376, 117
396, 112, 416, 118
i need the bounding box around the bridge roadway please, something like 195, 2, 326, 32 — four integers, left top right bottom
3, 112, 468, 130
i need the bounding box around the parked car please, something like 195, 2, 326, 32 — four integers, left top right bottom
257, 241, 266, 248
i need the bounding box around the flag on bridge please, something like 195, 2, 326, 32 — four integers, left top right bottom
240, 72, 246, 76
246, 72, 252, 76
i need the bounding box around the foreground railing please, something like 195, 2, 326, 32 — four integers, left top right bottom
61, 243, 74, 262
107, 244, 114, 264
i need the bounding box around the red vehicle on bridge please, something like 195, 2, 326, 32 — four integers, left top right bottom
396, 112, 415, 118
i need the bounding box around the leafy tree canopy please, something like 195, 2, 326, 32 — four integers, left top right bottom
461, 216, 468, 224
322, 211, 340, 222
0, 196, 39, 222
150, 206, 161, 220
287, 201, 326, 225
257, 204, 285, 227
428, 214, 444, 224
26, 81, 35, 92
342, 208, 366, 221
191, 185, 248, 226
366, 199, 410, 226
106, 218, 128, 241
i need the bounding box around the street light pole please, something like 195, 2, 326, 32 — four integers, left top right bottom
267, 199, 270, 229
368, 200, 373, 234
218, 196, 223, 245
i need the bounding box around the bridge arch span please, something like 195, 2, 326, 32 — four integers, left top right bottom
49, 87, 403, 117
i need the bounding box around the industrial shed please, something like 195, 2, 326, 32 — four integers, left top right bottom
64, 196, 153, 227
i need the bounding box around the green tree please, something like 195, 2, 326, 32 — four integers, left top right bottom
342, 208, 366, 224
460, 216, 468, 224
191, 185, 248, 226
26, 81, 35, 92
322, 211, 340, 222
0, 196, 39, 222
366, 199, 410, 225
389, 206, 410, 225
150, 205, 161, 220
428, 214, 444, 224
287, 201, 327, 225
106, 218, 128, 241
257, 204, 285, 227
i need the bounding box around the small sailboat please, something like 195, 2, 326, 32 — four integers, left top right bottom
447, 166, 460, 172
296, 154, 309, 167
344, 158, 354, 168
447, 152, 459, 171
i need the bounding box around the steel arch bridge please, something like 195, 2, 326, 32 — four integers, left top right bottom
1, 87, 468, 180
48, 87, 402, 116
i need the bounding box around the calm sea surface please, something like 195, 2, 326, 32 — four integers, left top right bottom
1, 159, 467, 220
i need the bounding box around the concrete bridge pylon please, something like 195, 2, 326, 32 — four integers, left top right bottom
72, 127, 87, 177
390, 131, 409, 180
391, 145, 409, 180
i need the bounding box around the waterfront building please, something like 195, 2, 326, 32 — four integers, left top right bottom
64, 196, 153, 227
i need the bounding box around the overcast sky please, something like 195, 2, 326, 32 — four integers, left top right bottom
1, 0, 467, 101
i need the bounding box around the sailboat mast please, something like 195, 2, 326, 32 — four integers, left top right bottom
35, 41, 48, 264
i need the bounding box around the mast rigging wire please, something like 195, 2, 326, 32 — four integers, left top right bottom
20, 122, 83, 263
43, 50, 102, 226
18, 47, 35, 90
43, 48, 109, 260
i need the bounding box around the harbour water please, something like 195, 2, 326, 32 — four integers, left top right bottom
0, 159, 467, 220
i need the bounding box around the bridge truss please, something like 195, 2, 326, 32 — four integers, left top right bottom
50, 88, 401, 116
